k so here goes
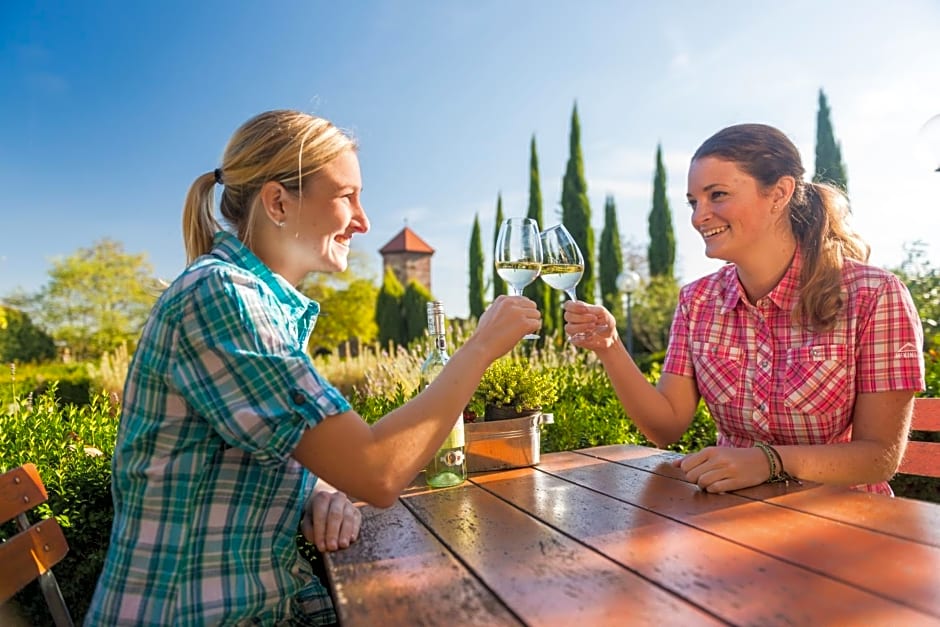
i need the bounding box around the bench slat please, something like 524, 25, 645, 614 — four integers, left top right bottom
900, 441, 940, 479
912, 398, 940, 431
0, 519, 69, 603
0, 463, 47, 523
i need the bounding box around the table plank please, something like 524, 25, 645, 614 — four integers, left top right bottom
403, 480, 723, 626
583, 444, 940, 548
537, 451, 940, 619
473, 464, 937, 626
324, 499, 522, 627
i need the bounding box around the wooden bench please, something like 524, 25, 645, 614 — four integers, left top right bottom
899, 397, 940, 479
0, 463, 74, 627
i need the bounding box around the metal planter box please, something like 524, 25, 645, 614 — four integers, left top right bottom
465, 413, 553, 473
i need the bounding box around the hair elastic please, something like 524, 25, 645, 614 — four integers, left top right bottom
214, 168, 224, 185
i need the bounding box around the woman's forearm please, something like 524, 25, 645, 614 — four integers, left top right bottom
596, 342, 696, 447
773, 439, 903, 486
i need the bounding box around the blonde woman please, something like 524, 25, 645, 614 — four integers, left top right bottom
564, 123, 924, 496
87, 110, 540, 626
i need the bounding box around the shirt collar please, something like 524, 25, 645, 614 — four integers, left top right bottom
720, 247, 802, 313
209, 231, 319, 317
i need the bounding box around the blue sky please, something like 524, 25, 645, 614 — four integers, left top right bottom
3, 1, 940, 318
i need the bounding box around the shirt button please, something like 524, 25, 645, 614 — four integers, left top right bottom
760, 360, 770, 370
291, 391, 306, 405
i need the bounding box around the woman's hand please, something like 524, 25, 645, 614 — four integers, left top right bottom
302, 481, 362, 552
562, 301, 620, 351
470, 295, 542, 360
672, 446, 771, 493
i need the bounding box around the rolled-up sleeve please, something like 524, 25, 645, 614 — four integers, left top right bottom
170, 271, 351, 466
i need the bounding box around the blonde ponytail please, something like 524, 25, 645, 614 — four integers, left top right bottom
182, 172, 221, 264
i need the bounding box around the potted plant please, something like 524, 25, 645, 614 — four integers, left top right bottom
464, 358, 558, 472
468, 358, 559, 421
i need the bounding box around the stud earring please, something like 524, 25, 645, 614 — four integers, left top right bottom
276, 220, 285, 228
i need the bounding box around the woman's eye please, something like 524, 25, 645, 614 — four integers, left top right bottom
710, 191, 726, 201
686, 199, 697, 211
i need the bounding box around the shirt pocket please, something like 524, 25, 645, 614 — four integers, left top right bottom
784, 344, 850, 416
692, 341, 743, 405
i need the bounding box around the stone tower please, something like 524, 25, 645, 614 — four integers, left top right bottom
379, 226, 435, 293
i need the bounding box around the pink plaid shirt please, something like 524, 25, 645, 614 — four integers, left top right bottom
663, 252, 924, 495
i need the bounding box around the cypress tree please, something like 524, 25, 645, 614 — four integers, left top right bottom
648, 143, 675, 278
560, 103, 595, 302
814, 88, 848, 192
402, 279, 433, 347
523, 135, 556, 334
376, 266, 405, 348
492, 193, 507, 299
468, 213, 485, 319
599, 195, 624, 315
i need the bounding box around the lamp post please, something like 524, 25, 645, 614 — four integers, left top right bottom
616, 270, 641, 356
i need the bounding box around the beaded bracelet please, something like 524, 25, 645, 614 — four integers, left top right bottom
754, 442, 802, 486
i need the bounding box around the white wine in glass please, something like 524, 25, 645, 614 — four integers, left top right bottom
540, 223, 605, 339
495, 217, 542, 340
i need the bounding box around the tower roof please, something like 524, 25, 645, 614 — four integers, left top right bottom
379, 226, 435, 255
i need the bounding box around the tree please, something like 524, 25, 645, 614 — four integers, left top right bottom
599, 195, 624, 315
376, 266, 406, 348
893, 241, 940, 350
492, 193, 507, 300
402, 280, 433, 346
11, 239, 158, 361
561, 103, 595, 302
814, 88, 848, 192
0, 306, 56, 363
300, 251, 379, 353
468, 213, 485, 319
631, 275, 679, 356
523, 135, 556, 335
648, 143, 675, 278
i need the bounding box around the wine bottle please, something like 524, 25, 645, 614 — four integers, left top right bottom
422, 301, 467, 488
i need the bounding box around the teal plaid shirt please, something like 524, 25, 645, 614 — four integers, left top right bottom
86, 232, 351, 626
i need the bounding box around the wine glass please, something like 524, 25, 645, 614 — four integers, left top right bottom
495, 217, 543, 340
539, 224, 606, 340
539, 224, 584, 302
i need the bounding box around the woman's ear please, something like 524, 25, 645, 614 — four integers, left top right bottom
259, 181, 289, 226
773, 175, 796, 209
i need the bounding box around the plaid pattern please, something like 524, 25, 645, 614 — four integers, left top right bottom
664, 252, 924, 495
86, 232, 350, 626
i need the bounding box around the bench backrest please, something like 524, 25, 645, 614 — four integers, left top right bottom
898, 398, 940, 479
0, 463, 74, 626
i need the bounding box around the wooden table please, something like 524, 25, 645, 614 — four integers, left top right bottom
324, 445, 940, 626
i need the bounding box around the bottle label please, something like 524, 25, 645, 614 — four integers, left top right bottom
442, 416, 465, 448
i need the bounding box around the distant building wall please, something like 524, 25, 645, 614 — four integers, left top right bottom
383, 252, 431, 292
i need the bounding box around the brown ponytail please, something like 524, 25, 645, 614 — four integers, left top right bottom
791, 180, 869, 331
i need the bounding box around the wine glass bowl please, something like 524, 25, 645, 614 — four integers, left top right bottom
539, 224, 608, 340
495, 217, 543, 340
539, 224, 584, 302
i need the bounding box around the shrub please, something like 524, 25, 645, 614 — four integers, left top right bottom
1, 362, 94, 409
0, 383, 118, 625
